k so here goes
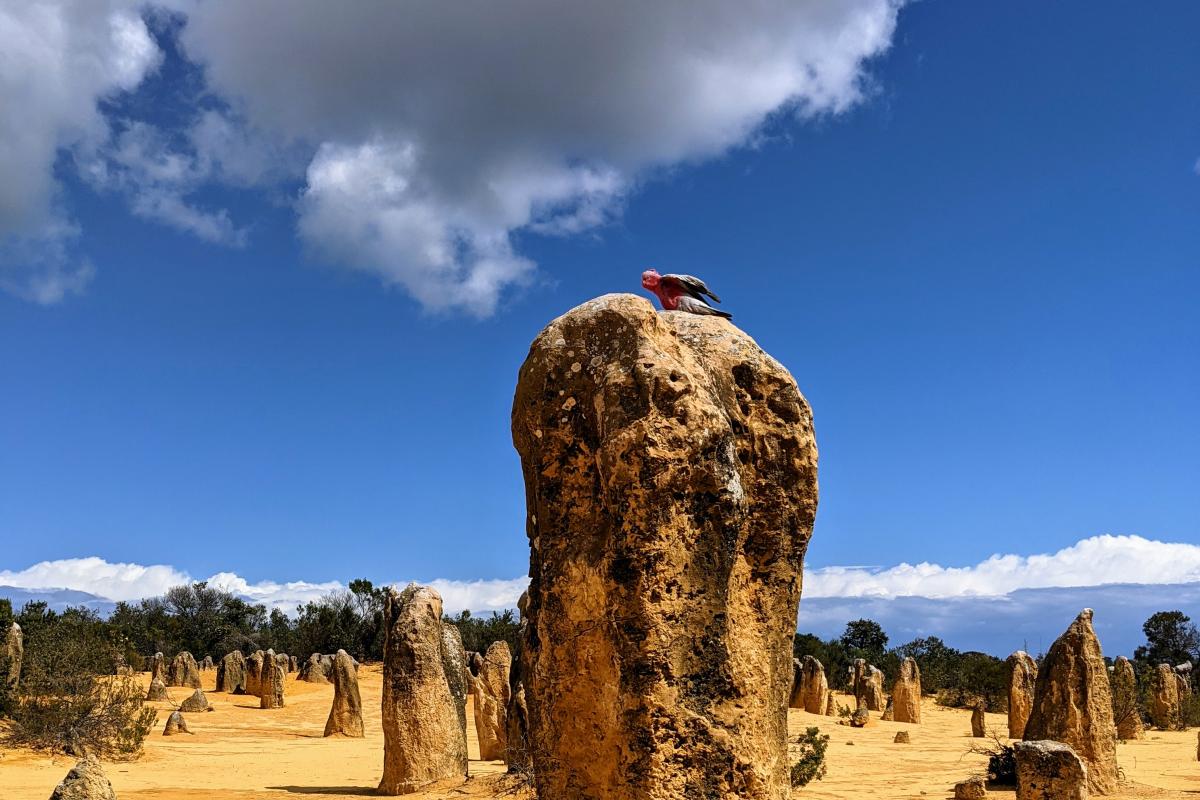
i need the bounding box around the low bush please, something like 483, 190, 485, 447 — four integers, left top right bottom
790, 726, 830, 787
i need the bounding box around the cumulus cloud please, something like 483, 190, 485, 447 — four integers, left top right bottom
80, 121, 249, 246
158, 0, 903, 313
0, 1, 160, 300
0, 556, 526, 615
1, 1, 907, 311
0, 557, 188, 602
805, 534, 1200, 599
3, 535, 1198, 625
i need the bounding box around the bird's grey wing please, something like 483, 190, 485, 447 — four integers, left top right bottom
663, 273, 721, 303
676, 295, 732, 319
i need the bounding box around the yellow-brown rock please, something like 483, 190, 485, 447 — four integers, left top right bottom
1006, 650, 1038, 739
168, 651, 201, 689
4, 622, 21, 692
259, 649, 285, 709
245, 650, 263, 697
1014, 740, 1087, 800
1150, 663, 1182, 730
892, 657, 922, 724
790, 656, 828, 714
470, 641, 511, 761
378, 585, 467, 795
971, 702, 986, 737
511, 294, 818, 800
1111, 656, 1144, 740
324, 649, 364, 737
1022, 609, 1118, 795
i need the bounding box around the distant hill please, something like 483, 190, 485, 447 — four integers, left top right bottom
0, 585, 117, 617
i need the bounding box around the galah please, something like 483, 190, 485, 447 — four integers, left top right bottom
640, 269, 731, 319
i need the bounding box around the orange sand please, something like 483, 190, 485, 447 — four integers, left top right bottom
3, 677, 1199, 798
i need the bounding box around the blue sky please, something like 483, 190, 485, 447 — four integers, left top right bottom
1, 1, 1198, 653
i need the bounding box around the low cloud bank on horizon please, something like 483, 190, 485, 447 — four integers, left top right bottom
1, 535, 1196, 618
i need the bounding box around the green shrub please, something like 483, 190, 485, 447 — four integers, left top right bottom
4, 603, 155, 758
790, 726, 830, 787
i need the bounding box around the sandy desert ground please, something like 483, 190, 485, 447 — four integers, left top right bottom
2, 668, 1199, 799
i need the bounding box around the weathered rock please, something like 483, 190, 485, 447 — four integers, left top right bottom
894, 731, 910, 743
851, 659, 868, 709
146, 678, 169, 701
1111, 656, 1144, 740
245, 651, 264, 697
439, 625, 470, 753
893, 657, 922, 724
471, 641, 512, 761
881, 696, 894, 721
506, 681, 531, 771
512, 294, 818, 800
5, 621, 23, 691
506, 594, 532, 773
788, 658, 804, 709
954, 775, 987, 800
216, 651, 246, 694
850, 708, 870, 728
1014, 740, 1088, 800
163, 710, 191, 736
289, 655, 298, 673
1150, 662, 1182, 730
167, 651, 201, 689
259, 649, 284, 709
1176, 671, 1192, 704
864, 666, 886, 711
467, 651, 484, 677
298, 653, 331, 684
201, 655, 214, 671
1006, 650, 1038, 739
1022, 609, 1117, 795
49, 756, 117, 800
180, 688, 212, 712
797, 656, 828, 714
378, 585, 467, 795
825, 690, 836, 716
323, 649, 364, 737
149, 652, 167, 686
971, 702, 986, 737
1196, 730, 1200, 761
275, 652, 290, 673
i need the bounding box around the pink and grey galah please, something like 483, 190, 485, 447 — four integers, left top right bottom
640, 269, 731, 319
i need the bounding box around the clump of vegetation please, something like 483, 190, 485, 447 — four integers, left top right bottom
969, 735, 1016, 786
789, 726, 829, 787
4, 604, 155, 758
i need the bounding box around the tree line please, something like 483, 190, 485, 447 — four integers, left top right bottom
796, 610, 1200, 716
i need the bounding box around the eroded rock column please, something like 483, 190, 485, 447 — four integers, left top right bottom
1023, 609, 1118, 795
892, 657, 922, 724
1006, 650, 1038, 739
324, 649, 364, 737
471, 641, 512, 761
512, 294, 818, 800
379, 585, 467, 795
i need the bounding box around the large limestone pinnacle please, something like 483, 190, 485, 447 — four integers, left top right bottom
1023, 608, 1119, 795
511, 294, 819, 800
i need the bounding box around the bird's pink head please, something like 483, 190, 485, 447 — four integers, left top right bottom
641, 269, 661, 290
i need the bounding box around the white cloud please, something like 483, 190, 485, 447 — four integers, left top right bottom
80, 121, 249, 246
0, 1, 160, 301
804, 534, 1200, 599
0, 556, 526, 616
0, 1, 909, 311
3, 535, 1199, 625
0, 557, 188, 602
157, 0, 904, 314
